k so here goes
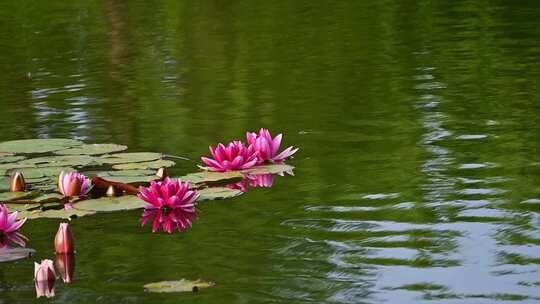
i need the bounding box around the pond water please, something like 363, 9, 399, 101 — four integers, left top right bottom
1, 1, 540, 303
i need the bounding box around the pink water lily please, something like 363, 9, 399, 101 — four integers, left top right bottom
0, 204, 27, 247
247, 128, 298, 163
58, 172, 92, 197
138, 178, 199, 210
201, 141, 259, 172
140, 208, 198, 233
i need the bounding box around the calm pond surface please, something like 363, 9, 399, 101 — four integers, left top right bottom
1, 1, 540, 303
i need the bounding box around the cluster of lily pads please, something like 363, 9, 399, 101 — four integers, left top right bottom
0, 129, 297, 295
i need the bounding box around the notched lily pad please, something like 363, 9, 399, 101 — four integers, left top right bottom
17, 155, 95, 168
0, 247, 36, 263
6, 166, 74, 179
98, 152, 162, 165
197, 187, 243, 201
112, 159, 176, 170
144, 279, 215, 293
73, 195, 144, 212
0, 192, 39, 202
97, 170, 157, 184
18, 208, 95, 220
242, 163, 295, 176
0, 139, 83, 154
183, 164, 295, 185
55, 143, 128, 155
0, 156, 25, 164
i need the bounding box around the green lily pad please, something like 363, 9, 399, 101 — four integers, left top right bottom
17, 155, 95, 168
17, 208, 95, 220
6, 166, 74, 179
55, 143, 128, 155
0, 192, 39, 202
33, 193, 64, 204
0, 156, 25, 164
5, 203, 41, 212
0, 177, 9, 191
242, 163, 295, 175
144, 279, 215, 293
0, 247, 36, 263
180, 171, 243, 184
197, 187, 243, 201
112, 159, 176, 170
98, 152, 162, 165
97, 171, 157, 184
73, 195, 144, 212
0, 139, 83, 154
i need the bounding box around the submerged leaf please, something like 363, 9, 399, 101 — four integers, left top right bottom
0, 247, 36, 263
55, 143, 128, 155
0, 139, 83, 154
73, 195, 144, 212
112, 159, 176, 170
144, 279, 215, 293
197, 187, 243, 201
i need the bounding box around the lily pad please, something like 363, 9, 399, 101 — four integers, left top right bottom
0, 177, 9, 191
5, 203, 41, 212
197, 187, 243, 201
98, 152, 162, 165
0, 156, 25, 164
97, 170, 157, 184
17, 155, 95, 168
0, 139, 83, 154
55, 143, 128, 155
73, 195, 144, 212
6, 166, 74, 179
112, 159, 176, 170
144, 279, 215, 293
180, 171, 243, 184
0, 192, 39, 202
0, 247, 36, 263
17, 208, 95, 220
242, 164, 295, 175
33, 193, 64, 204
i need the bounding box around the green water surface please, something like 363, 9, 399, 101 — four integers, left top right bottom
1, 1, 540, 303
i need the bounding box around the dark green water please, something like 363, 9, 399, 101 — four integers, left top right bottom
1, 1, 540, 303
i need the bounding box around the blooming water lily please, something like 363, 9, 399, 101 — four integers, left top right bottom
201, 141, 259, 172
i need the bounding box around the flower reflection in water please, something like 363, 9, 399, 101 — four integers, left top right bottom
54, 253, 75, 284
140, 208, 198, 234
227, 173, 285, 193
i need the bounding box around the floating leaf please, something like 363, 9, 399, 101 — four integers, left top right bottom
33, 193, 64, 204
17, 208, 95, 220
6, 166, 74, 179
0, 139, 83, 154
182, 164, 295, 185
197, 187, 243, 201
242, 163, 295, 176
0, 177, 9, 191
73, 195, 144, 212
180, 171, 243, 184
97, 170, 157, 184
17, 155, 95, 168
0, 192, 39, 202
5, 203, 41, 212
112, 159, 176, 170
144, 279, 215, 293
0, 156, 25, 164
55, 143, 128, 155
98, 152, 162, 165
0, 247, 36, 263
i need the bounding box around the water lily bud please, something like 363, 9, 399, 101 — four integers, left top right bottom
54, 223, 75, 254
66, 178, 81, 197
156, 167, 167, 179
34, 259, 56, 298
10, 171, 26, 192
54, 253, 75, 284
106, 185, 117, 197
